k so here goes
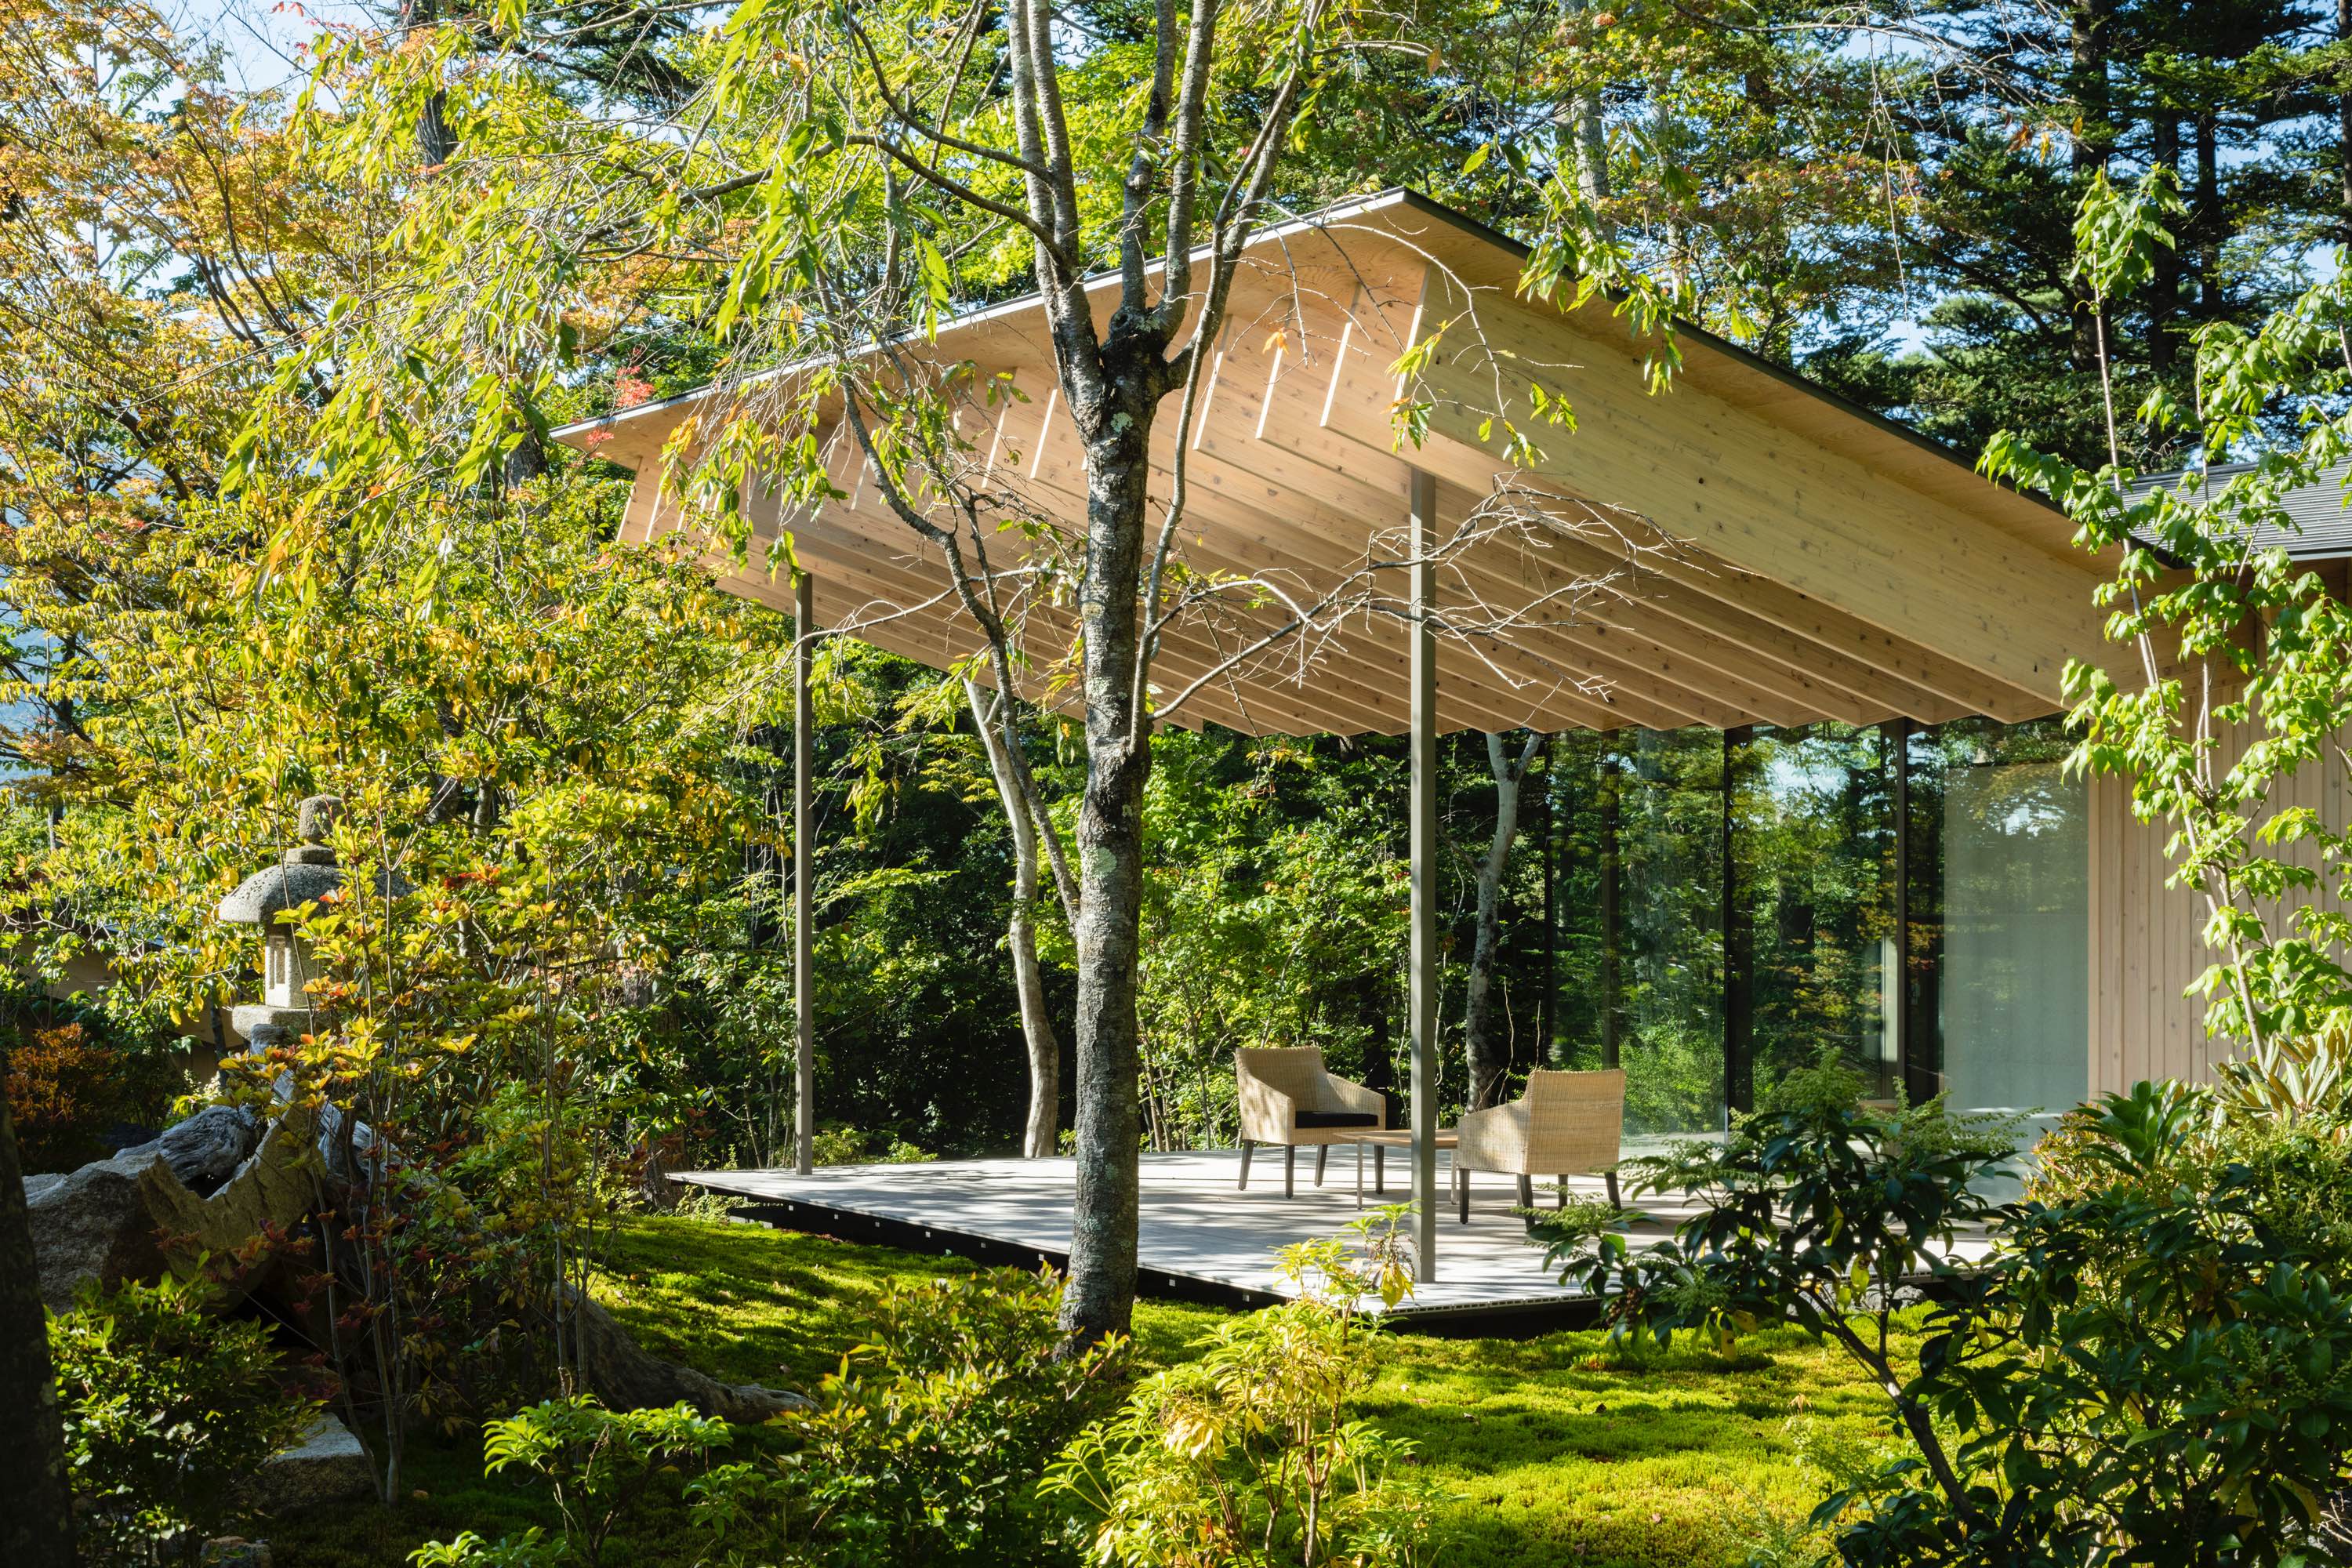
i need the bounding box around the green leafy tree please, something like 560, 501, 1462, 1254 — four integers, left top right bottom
1984, 169, 2352, 1093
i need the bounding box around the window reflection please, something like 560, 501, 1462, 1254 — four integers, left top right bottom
1541, 714, 2089, 1145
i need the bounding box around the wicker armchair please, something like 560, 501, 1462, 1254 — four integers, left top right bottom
1454, 1068, 1625, 1224
1234, 1047, 1385, 1196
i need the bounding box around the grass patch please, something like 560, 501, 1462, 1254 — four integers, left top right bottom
274, 1214, 1896, 1567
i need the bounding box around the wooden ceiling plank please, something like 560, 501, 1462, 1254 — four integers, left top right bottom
1164, 355, 1996, 726
725, 500, 1393, 738
1007, 416, 1712, 738
949, 352, 1794, 731
1287, 274, 2093, 711
978, 387, 1682, 731
1198, 299, 2031, 724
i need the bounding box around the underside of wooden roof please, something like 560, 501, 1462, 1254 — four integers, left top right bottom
558, 191, 2119, 736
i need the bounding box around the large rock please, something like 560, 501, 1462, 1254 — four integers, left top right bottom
28, 1102, 804, 1424
27, 1104, 314, 1313
572, 1284, 808, 1421
253, 1414, 374, 1512
24, 1151, 172, 1313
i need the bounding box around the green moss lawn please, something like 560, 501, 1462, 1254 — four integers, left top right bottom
272, 1214, 1905, 1567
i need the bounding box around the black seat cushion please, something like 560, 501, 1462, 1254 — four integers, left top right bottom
1294, 1110, 1379, 1129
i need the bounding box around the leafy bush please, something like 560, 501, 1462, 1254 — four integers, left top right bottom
5, 1014, 188, 1171
49, 1271, 317, 1566
1536, 1055, 2352, 1566
415, 1266, 1122, 1566
424, 1397, 734, 1568
774, 1265, 1123, 1564
1046, 1210, 1443, 1567
811, 1124, 936, 1166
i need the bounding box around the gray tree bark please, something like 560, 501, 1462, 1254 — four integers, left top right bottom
0, 1037, 74, 1568
1059, 412, 1158, 1344
965, 678, 1063, 1158
1465, 731, 1544, 1110
1560, 2, 1610, 206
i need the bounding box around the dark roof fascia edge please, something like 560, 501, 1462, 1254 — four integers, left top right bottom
553, 187, 2063, 528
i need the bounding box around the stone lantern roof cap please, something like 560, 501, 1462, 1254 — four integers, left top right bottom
216, 796, 411, 924
216, 860, 351, 924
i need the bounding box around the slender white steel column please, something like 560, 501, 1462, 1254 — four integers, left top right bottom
1408, 468, 1439, 1282
793, 568, 816, 1178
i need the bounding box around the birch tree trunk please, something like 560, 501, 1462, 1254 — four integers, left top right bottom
965, 679, 1062, 1159
1465, 731, 1543, 1110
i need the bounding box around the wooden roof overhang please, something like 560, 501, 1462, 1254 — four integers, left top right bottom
556, 190, 2118, 737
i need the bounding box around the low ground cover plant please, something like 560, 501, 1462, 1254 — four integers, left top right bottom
259, 1214, 1930, 1568
410, 1266, 1125, 1567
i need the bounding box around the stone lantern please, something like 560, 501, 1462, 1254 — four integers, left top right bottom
216, 795, 370, 1050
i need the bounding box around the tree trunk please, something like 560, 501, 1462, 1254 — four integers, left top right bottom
2151, 114, 2180, 376
0, 1036, 74, 1568
965, 679, 1062, 1159
1465, 731, 1543, 1110
1558, 2, 1610, 207
2196, 113, 2221, 318
1059, 416, 1155, 1346
2341, 0, 2352, 244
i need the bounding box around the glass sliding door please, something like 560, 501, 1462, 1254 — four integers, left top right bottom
1543, 713, 2089, 1147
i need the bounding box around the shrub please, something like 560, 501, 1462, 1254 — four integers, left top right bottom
1045, 1209, 1443, 1568
810, 1124, 936, 1166
5, 1015, 187, 1171
487, 1397, 733, 1568
415, 1266, 1123, 1566
775, 1266, 1123, 1564
49, 1271, 317, 1566
1535, 1059, 2352, 1566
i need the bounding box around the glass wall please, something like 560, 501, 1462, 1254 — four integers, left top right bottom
1912, 719, 2089, 1127
1541, 714, 2089, 1141
1742, 724, 1900, 1104
1548, 728, 1725, 1137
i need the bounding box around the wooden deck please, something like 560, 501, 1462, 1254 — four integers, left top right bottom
677, 1145, 1984, 1330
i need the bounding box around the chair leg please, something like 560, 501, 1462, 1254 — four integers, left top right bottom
1374, 1144, 1385, 1194
1457, 1167, 1470, 1225
1605, 1171, 1621, 1210
1556, 1176, 1567, 1209
1516, 1174, 1534, 1210
1238, 1141, 1254, 1190
1284, 1144, 1296, 1198
1314, 1145, 1329, 1187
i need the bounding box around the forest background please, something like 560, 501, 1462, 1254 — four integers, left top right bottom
5, 0, 2345, 1174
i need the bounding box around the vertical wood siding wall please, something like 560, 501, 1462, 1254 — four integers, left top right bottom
2086, 722, 2348, 1094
